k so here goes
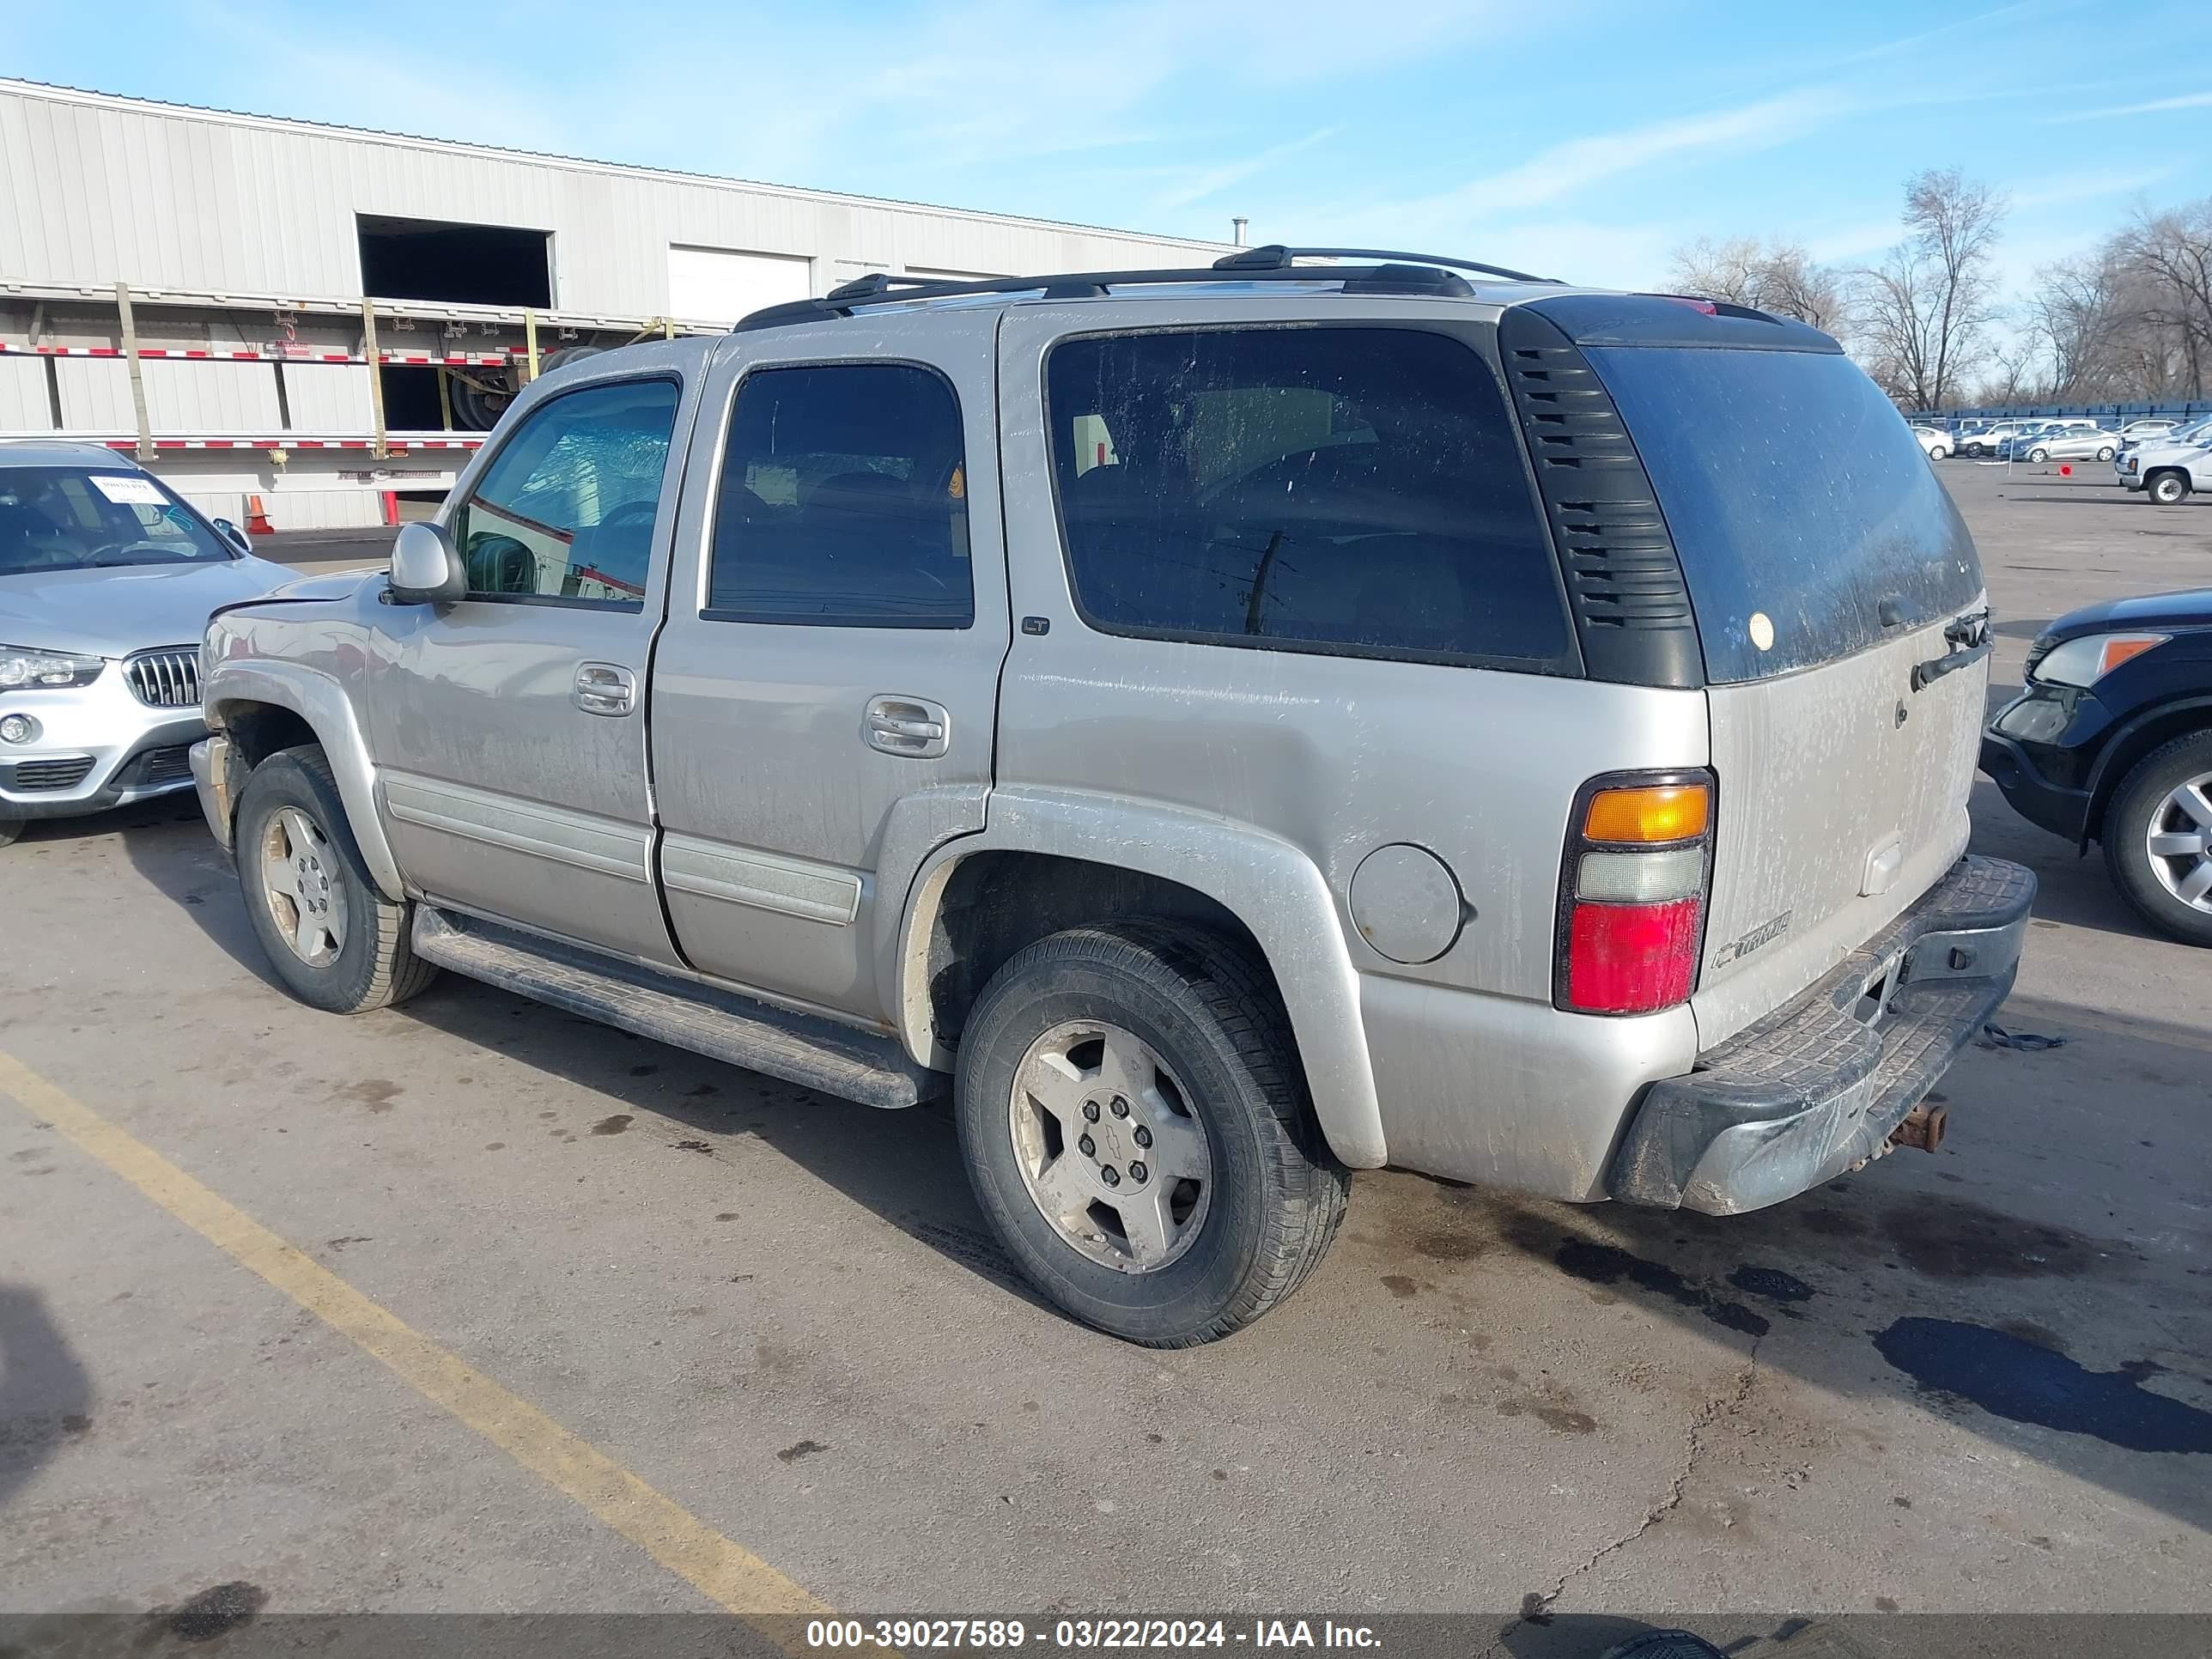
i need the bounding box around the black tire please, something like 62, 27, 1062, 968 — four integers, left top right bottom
2097, 446, 2115, 461
2100, 731, 2212, 947
536, 345, 604, 377
954, 921, 1348, 1346
234, 745, 438, 1012
2148, 471, 2191, 505
0, 817, 22, 849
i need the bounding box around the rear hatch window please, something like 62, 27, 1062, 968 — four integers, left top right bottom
1584, 346, 1982, 684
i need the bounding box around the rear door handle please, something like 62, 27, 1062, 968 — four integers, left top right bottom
573, 661, 636, 716
865, 695, 950, 758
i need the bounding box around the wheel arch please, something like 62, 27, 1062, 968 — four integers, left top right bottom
889, 790, 1388, 1168
205, 661, 404, 900
2082, 695, 2212, 848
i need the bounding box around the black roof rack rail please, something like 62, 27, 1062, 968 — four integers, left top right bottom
1213, 245, 1561, 284
730, 251, 1546, 332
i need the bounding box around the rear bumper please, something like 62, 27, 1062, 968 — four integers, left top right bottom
1608, 854, 2037, 1215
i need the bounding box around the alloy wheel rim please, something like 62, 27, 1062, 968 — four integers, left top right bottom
260, 805, 348, 965
1006, 1019, 1212, 1274
2144, 770, 2212, 915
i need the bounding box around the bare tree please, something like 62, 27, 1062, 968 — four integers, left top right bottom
2025, 254, 2129, 400
2112, 201, 2212, 398
1667, 235, 1845, 332
1850, 169, 2007, 410
1972, 331, 2041, 406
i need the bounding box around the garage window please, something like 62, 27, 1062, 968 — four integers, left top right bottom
1046, 326, 1571, 668
706, 364, 973, 628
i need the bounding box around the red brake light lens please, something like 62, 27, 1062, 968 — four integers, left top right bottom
1566, 898, 1702, 1013
1557, 769, 1715, 1015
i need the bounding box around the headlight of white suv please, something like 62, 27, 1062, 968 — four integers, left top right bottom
0, 644, 106, 691
2031, 633, 2168, 689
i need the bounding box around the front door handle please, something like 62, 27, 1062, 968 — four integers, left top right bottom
573, 661, 636, 717
865, 695, 950, 758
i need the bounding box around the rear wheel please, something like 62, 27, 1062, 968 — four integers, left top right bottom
954, 921, 1347, 1346
235, 745, 438, 1012
2101, 732, 2212, 947
1930, 443, 1949, 459
2148, 471, 2191, 505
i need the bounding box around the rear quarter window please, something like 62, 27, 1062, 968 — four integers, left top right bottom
1587, 346, 1983, 683
1045, 325, 1573, 670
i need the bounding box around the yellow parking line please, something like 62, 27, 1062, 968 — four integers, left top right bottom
0, 1047, 832, 1629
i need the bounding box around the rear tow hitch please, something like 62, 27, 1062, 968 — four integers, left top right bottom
1890, 1099, 1948, 1152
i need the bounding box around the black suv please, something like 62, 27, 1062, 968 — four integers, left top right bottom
1982, 588, 2212, 944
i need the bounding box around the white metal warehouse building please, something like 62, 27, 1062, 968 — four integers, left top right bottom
0, 79, 1227, 528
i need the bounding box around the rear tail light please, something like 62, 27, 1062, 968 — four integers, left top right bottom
1556, 773, 1715, 1015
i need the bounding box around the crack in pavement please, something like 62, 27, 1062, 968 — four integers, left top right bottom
1492, 1331, 1766, 1650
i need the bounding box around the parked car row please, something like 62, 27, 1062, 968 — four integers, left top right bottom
1942, 414, 2182, 458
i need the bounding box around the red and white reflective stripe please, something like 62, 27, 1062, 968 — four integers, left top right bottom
374, 351, 518, 366
93, 435, 485, 451
2, 343, 520, 366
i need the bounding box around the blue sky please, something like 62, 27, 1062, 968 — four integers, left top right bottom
9, 0, 2209, 301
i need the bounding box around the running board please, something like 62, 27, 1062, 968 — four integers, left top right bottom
410, 908, 939, 1109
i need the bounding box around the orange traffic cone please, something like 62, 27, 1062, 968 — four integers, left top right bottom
246, 494, 275, 536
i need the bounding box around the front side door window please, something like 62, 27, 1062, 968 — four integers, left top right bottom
453, 378, 681, 606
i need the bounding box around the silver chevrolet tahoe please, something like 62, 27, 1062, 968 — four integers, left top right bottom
191, 247, 2035, 1346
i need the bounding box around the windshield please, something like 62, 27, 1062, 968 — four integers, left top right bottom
1588, 346, 1983, 684
0, 465, 236, 576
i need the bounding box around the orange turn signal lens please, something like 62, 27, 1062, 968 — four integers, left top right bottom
1583, 783, 1710, 845
2098, 635, 2163, 676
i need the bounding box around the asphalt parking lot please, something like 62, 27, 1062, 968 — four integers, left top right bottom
2, 465, 2209, 1638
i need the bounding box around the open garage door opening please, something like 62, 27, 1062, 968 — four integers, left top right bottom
359, 215, 552, 431
358, 214, 551, 308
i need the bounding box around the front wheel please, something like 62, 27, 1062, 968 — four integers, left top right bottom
2101, 732, 2212, 947
2027, 447, 2050, 462
2096, 446, 2116, 461
954, 922, 1347, 1346
2148, 471, 2191, 505
234, 745, 438, 1012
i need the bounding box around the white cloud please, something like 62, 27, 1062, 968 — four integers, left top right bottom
1351, 85, 1857, 237
2045, 88, 2212, 122
1151, 127, 1343, 213
2008, 166, 2175, 209
1806, 218, 1903, 264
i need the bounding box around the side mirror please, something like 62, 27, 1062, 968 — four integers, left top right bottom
388, 522, 467, 605
211, 517, 252, 555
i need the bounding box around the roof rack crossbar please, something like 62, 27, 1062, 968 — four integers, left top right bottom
732, 257, 1523, 332
1212, 245, 1559, 284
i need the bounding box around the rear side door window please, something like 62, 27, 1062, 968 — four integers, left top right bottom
452, 377, 681, 607
705, 363, 973, 628
1044, 326, 1571, 668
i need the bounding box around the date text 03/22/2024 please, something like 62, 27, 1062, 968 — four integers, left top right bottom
805, 1620, 1383, 1650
